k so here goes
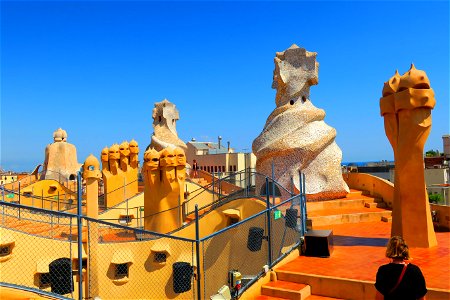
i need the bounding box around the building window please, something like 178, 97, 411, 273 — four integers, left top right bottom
233, 165, 237, 172
115, 263, 129, 279
222, 166, 225, 173
154, 252, 167, 263
0, 245, 11, 257
229, 166, 232, 172
214, 166, 218, 172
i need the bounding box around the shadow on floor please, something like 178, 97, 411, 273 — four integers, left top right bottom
333, 235, 389, 247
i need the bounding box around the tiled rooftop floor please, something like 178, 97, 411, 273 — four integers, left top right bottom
277, 221, 450, 291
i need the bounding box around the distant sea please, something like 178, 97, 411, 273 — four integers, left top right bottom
341, 161, 394, 167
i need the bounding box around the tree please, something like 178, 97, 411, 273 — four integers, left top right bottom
425, 149, 440, 157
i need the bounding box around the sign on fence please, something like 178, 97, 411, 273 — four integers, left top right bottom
273, 210, 282, 220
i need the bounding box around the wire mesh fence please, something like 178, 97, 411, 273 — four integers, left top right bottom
0, 201, 78, 299
1, 182, 77, 212
269, 195, 302, 264
85, 217, 197, 300
1, 173, 306, 300
201, 212, 269, 298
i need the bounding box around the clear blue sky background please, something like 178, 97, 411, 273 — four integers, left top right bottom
1, 0, 449, 172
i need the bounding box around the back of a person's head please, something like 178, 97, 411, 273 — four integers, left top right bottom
386, 236, 410, 260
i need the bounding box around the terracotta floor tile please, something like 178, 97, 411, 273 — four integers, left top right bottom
276, 221, 450, 290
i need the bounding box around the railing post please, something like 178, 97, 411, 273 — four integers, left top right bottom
271, 161, 275, 205
76, 171, 83, 300
195, 205, 202, 300
1, 185, 5, 225
299, 171, 307, 236
18, 182, 21, 219
265, 177, 273, 267
178, 195, 181, 228
212, 176, 215, 202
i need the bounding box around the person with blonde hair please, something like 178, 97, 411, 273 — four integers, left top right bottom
375, 236, 427, 300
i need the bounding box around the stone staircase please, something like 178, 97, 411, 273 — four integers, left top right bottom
306, 190, 392, 227
189, 177, 209, 186
256, 279, 344, 300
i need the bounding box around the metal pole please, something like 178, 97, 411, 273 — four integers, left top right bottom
212, 176, 215, 203
271, 160, 275, 205
1, 185, 5, 225
124, 177, 128, 217
76, 172, 83, 300
299, 172, 307, 236
41, 190, 44, 209
195, 205, 202, 300
178, 195, 181, 228
18, 182, 21, 219
265, 177, 273, 267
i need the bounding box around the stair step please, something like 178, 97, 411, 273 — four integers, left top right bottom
262, 280, 311, 300
255, 296, 289, 300
348, 189, 363, 195
381, 216, 392, 222
364, 202, 387, 209
305, 296, 345, 300
308, 210, 392, 227
308, 199, 372, 212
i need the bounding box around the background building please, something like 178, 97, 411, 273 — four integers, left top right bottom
186, 137, 256, 187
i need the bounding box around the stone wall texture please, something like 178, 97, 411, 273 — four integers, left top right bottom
252, 44, 349, 200
147, 99, 187, 152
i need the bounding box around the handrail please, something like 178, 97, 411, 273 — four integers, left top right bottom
183, 169, 295, 214
3, 169, 78, 193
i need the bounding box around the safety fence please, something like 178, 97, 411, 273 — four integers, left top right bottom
183, 169, 296, 219
0, 174, 307, 300
94, 169, 299, 230
1, 185, 77, 212
200, 177, 305, 298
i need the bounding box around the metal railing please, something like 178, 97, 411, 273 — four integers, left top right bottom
0, 171, 307, 300
1, 185, 77, 212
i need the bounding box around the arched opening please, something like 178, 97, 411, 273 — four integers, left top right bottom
69, 174, 76, 181
49, 258, 73, 295
260, 181, 281, 196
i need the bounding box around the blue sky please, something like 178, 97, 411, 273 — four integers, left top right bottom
1, 0, 449, 171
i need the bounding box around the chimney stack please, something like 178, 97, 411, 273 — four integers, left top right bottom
227, 141, 230, 153
218, 136, 222, 150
